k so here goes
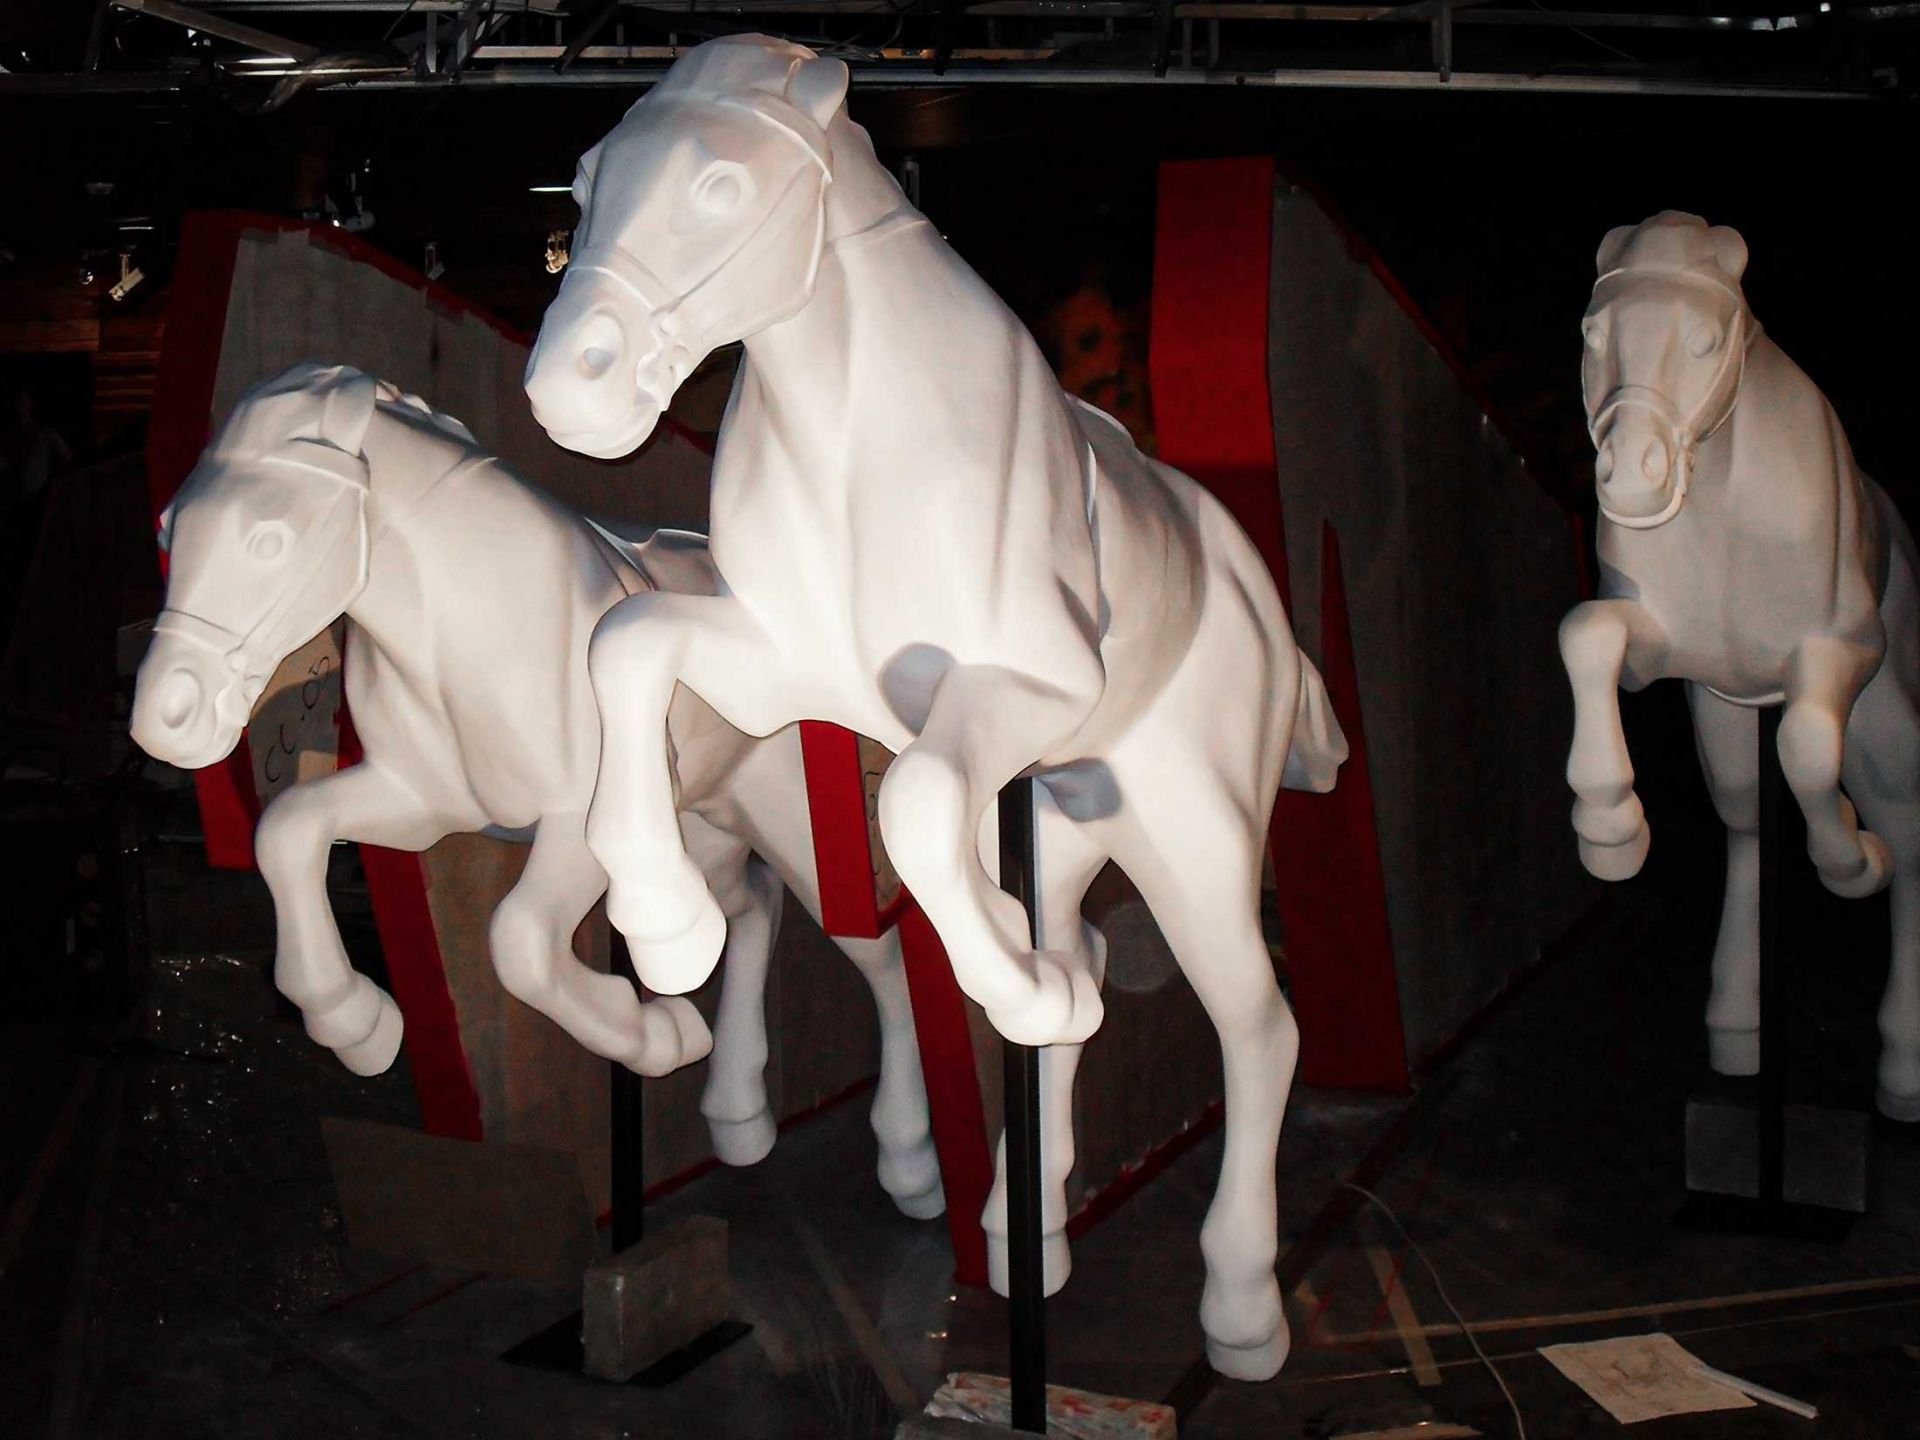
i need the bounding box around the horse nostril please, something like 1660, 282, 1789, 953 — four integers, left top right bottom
155, 669, 202, 730
1641, 438, 1670, 482
573, 311, 626, 383
1595, 445, 1617, 485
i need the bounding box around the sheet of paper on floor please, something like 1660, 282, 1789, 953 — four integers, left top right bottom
1539, 1333, 1757, 1423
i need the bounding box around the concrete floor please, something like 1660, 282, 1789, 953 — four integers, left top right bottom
8, 752, 1920, 1438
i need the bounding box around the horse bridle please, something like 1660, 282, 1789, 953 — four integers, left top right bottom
565, 91, 834, 391
154, 438, 371, 733
1584, 265, 1754, 530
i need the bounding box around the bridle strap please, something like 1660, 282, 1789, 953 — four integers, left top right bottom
1586, 266, 1755, 529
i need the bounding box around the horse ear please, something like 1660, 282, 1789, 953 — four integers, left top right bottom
788, 54, 849, 128
317, 367, 379, 456
1596, 223, 1636, 275
1707, 225, 1749, 281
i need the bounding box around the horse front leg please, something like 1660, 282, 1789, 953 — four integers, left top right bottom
876, 662, 1106, 1048
1559, 598, 1670, 880
1689, 683, 1761, 1074
254, 762, 441, 1075
586, 593, 790, 995
488, 815, 712, 1078
1780, 635, 1894, 899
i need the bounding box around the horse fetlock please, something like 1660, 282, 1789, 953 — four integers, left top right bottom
1818, 828, 1893, 900
302, 972, 384, 1049
985, 949, 1103, 1047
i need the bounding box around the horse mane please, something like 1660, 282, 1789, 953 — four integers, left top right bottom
371, 380, 479, 447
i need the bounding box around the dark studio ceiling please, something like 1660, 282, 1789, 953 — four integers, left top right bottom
2, 0, 1917, 99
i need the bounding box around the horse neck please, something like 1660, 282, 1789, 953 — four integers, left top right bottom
739, 121, 990, 451
337, 407, 474, 667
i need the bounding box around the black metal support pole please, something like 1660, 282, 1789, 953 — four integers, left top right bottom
998, 778, 1047, 1435
611, 933, 646, 1253
1757, 704, 1786, 1208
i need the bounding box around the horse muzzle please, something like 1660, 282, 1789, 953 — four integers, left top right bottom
525, 268, 678, 461
1590, 402, 1690, 530
130, 634, 250, 771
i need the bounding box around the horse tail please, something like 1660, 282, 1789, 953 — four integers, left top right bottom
1280, 650, 1348, 794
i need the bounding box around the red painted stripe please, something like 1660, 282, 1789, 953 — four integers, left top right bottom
897, 903, 993, 1289
799, 720, 883, 940
1151, 157, 1409, 1093
1270, 527, 1410, 1091
1064, 1099, 1224, 1241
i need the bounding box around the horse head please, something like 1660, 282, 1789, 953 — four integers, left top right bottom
131, 362, 377, 770
1582, 211, 1753, 529
524, 35, 850, 460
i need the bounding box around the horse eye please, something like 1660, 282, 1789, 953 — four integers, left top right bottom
1582, 322, 1605, 351
1686, 324, 1723, 358
692, 163, 750, 218
247, 524, 289, 563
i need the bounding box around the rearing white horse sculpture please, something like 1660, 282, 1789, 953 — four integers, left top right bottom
524, 35, 1347, 1378
1560, 212, 1920, 1117
129, 362, 944, 1217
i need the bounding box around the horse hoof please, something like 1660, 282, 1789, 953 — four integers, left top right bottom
621, 898, 728, 995
1877, 1087, 1920, 1124
987, 1230, 1072, 1296
708, 1108, 777, 1167
1578, 822, 1650, 882
334, 990, 404, 1077
1708, 1026, 1760, 1076
628, 996, 713, 1077
1820, 831, 1893, 900
1206, 1323, 1290, 1382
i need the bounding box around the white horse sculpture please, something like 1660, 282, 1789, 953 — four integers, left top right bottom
523, 35, 1347, 1379
1561, 212, 1920, 1117
128, 362, 944, 1217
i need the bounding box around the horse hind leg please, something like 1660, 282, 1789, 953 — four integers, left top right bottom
1841, 664, 1920, 1120
983, 780, 1110, 1297
833, 928, 946, 1219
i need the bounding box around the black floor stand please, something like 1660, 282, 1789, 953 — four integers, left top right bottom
1676, 704, 1869, 1242
502, 936, 752, 1382
999, 778, 1049, 1435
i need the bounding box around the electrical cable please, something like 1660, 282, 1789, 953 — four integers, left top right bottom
1343, 1181, 1528, 1440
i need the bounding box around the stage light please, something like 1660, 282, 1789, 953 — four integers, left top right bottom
529, 185, 572, 194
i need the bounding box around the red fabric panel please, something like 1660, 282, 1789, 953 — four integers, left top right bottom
799, 720, 883, 940
1151, 157, 1409, 1092
1269, 527, 1409, 1091
897, 903, 993, 1288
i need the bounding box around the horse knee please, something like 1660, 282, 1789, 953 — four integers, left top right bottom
877, 748, 968, 879
254, 794, 329, 880
489, 903, 554, 1005
1558, 605, 1626, 675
